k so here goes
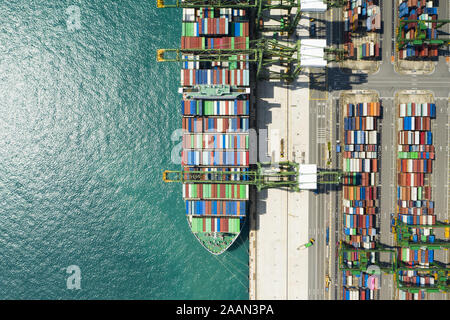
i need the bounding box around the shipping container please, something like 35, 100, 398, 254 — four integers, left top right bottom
186, 200, 247, 216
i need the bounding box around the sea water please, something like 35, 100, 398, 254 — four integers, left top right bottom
0, 0, 248, 299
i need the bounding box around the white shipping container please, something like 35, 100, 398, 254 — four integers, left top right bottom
407, 159, 412, 172
422, 103, 428, 116
411, 187, 418, 201
400, 104, 406, 117
404, 248, 410, 261
368, 131, 377, 144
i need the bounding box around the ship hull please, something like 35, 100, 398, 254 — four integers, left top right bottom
188, 216, 246, 255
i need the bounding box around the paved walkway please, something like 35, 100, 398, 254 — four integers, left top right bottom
253, 9, 312, 299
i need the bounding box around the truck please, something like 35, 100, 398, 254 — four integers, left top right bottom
297, 238, 315, 250
445, 220, 449, 239
310, 22, 316, 37
305, 238, 315, 248
390, 213, 396, 233
325, 275, 331, 292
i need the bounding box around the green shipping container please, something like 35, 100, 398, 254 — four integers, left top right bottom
229, 218, 240, 233
192, 218, 203, 233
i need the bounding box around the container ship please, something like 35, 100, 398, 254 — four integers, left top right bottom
179, 7, 251, 255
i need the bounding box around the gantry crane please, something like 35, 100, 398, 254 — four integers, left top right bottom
396, 266, 450, 293
157, 38, 306, 81
397, 19, 450, 49
158, 38, 344, 82
157, 39, 303, 81
393, 217, 450, 293
339, 241, 450, 293
338, 241, 397, 273
164, 161, 343, 191
393, 219, 450, 248
157, 0, 258, 8
158, 0, 347, 35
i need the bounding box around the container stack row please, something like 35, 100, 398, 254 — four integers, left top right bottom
181, 8, 250, 87
343, 0, 381, 60
343, 270, 379, 289
182, 116, 250, 133
182, 99, 249, 116
398, 270, 437, 288
398, 248, 435, 267
345, 41, 380, 59
342, 287, 376, 300
396, 101, 437, 297
342, 102, 381, 250
396, 102, 436, 229
398, 0, 439, 59
342, 251, 377, 268
180, 8, 251, 236
399, 290, 426, 300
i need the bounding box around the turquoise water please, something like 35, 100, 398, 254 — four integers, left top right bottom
0, 1, 248, 299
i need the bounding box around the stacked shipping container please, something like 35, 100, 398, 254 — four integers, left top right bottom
396, 100, 437, 297
342, 102, 381, 250
344, 0, 381, 59
398, 0, 439, 59
341, 101, 381, 300
181, 8, 250, 87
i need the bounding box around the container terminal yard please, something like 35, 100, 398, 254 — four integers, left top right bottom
157, 0, 449, 300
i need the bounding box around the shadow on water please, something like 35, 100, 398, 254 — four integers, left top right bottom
228, 219, 249, 253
